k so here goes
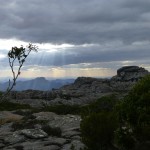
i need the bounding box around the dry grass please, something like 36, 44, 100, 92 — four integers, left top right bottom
0, 111, 23, 125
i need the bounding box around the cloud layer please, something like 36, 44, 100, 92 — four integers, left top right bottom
0, 0, 150, 44
0, 0, 150, 78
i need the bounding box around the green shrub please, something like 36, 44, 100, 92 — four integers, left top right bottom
115, 127, 135, 150
81, 95, 118, 118
116, 75, 150, 149
80, 112, 118, 150
121, 75, 150, 138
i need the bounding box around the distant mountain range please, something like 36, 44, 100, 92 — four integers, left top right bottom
0, 77, 75, 91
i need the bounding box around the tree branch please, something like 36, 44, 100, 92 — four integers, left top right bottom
0, 43, 38, 102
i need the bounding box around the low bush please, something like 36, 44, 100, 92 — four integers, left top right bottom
114, 127, 135, 150
115, 75, 150, 149
120, 75, 150, 128
81, 112, 118, 150
81, 95, 118, 118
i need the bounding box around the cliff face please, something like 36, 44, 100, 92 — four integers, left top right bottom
9, 66, 149, 106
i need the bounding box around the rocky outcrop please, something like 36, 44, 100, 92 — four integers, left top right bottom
113, 66, 149, 81
7, 66, 150, 106
110, 66, 149, 92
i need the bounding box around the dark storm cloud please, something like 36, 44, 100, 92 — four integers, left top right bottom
0, 0, 150, 44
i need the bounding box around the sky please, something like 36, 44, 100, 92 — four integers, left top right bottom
0, 0, 150, 79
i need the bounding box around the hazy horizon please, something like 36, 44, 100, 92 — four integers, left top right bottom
0, 75, 112, 83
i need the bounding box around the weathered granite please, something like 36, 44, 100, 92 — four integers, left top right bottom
0, 111, 84, 150
114, 66, 149, 81
21, 129, 48, 139
33, 112, 81, 132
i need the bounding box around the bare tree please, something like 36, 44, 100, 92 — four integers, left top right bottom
0, 43, 38, 102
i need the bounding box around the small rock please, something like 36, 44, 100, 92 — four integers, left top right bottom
21, 129, 48, 139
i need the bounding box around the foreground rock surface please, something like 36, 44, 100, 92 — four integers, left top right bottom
0, 111, 84, 150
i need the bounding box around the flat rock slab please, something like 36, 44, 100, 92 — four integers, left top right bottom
48, 114, 81, 132
43, 137, 67, 146
33, 112, 58, 121
33, 112, 81, 132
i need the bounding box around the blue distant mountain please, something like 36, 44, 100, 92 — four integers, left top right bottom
0, 77, 75, 91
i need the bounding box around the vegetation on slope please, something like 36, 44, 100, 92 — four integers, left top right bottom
80, 75, 150, 150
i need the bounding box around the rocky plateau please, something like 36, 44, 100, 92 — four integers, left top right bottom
0, 66, 149, 150
8, 66, 149, 106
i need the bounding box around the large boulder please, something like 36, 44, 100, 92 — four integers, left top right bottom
110, 66, 149, 92
113, 66, 149, 81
